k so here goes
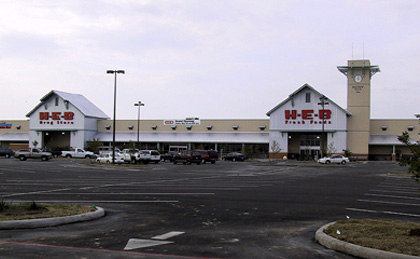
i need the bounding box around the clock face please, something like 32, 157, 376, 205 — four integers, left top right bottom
354, 75, 363, 83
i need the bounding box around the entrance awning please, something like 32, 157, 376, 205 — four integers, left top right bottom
369, 135, 417, 145
92, 132, 269, 144
0, 133, 29, 142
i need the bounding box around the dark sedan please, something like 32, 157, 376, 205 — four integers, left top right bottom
161, 151, 179, 162
0, 147, 14, 158
222, 152, 246, 162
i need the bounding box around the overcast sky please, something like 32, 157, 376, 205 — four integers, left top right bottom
1, 0, 419, 120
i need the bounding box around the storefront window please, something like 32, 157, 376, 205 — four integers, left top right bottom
305, 92, 311, 103
300, 135, 320, 147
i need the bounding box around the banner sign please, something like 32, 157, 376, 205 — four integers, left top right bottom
163, 118, 200, 125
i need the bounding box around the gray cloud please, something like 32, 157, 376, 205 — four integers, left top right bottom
0, 0, 419, 120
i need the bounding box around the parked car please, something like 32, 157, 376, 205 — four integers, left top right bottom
318, 155, 349, 165
222, 152, 246, 162
135, 150, 161, 164
98, 146, 121, 155
161, 151, 178, 162
173, 150, 202, 165
0, 147, 14, 158
14, 149, 52, 161
42, 148, 62, 158
96, 153, 125, 164
148, 150, 161, 164
120, 148, 139, 163
197, 150, 219, 164
62, 148, 95, 159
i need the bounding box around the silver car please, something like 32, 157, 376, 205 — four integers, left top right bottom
318, 155, 349, 165
96, 153, 125, 164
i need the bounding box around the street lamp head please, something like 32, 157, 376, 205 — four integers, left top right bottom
134, 101, 145, 107
107, 70, 125, 74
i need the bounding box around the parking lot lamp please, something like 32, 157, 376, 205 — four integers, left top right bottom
107, 69, 125, 164
134, 101, 145, 150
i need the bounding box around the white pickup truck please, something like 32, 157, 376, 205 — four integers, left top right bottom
120, 149, 139, 163
61, 148, 95, 159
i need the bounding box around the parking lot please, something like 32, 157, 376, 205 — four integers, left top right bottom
0, 158, 418, 258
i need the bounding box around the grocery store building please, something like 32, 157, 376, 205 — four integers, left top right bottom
0, 59, 418, 160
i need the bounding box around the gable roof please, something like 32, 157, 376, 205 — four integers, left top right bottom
266, 83, 351, 116
26, 90, 109, 119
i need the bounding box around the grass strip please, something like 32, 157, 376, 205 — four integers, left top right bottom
0, 203, 95, 221
325, 218, 420, 256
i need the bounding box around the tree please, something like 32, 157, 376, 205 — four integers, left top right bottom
343, 149, 352, 158
86, 138, 102, 154
398, 131, 420, 235
398, 131, 420, 182
270, 140, 282, 161
328, 142, 337, 154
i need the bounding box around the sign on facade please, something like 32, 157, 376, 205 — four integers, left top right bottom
163, 118, 201, 125
0, 122, 12, 129
38, 112, 75, 125
284, 109, 332, 125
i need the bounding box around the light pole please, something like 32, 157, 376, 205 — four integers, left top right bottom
107, 69, 125, 164
134, 101, 145, 150
318, 95, 329, 158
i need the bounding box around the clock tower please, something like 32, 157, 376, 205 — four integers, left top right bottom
337, 60, 380, 160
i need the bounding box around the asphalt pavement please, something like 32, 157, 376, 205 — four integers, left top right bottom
0, 158, 418, 258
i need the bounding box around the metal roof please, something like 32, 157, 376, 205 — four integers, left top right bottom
266, 84, 351, 116
26, 90, 109, 119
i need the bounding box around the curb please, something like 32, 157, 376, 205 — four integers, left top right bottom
315, 221, 420, 259
0, 206, 105, 229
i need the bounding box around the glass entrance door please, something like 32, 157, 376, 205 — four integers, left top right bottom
299, 134, 321, 160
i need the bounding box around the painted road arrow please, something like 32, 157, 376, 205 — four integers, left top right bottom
124, 239, 173, 250
151, 231, 185, 240
124, 231, 184, 250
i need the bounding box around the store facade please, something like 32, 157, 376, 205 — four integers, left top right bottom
25, 90, 109, 150
266, 84, 350, 160
0, 59, 418, 160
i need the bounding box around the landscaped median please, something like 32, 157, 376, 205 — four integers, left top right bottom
0, 202, 105, 229
315, 219, 420, 259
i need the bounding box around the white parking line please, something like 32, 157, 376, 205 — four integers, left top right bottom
358, 199, 420, 207
376, 185, 419, 191
347, 207, 420, 218
370, 189, 420, 195
25, 192, 214, 196
365, 193, 420, 201
5, 200, 179, 203
1, 188, 72, 197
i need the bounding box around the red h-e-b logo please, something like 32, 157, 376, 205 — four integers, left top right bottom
39, 112, 74, 120
285, 109, 331, 120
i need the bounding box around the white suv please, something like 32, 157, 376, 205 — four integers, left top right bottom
138, 150, 161, 164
